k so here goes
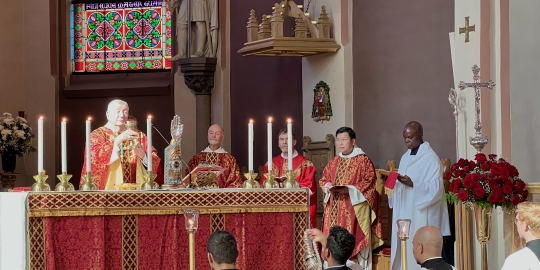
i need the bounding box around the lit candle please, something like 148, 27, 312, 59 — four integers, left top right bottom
61, 118, 67, 173
287, 118, 293, 171
267, 117, 273, 171
188, 219, 194, 229
37, 116, 43, 173
86, 117, 92, 173
248, 119, 254, 171
147, 115, 152, 172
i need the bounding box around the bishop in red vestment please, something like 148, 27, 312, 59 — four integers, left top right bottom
186, 124, 242, 188
80, 100, 161, 190
261, 130, 317, 228
320, 127, 383, 269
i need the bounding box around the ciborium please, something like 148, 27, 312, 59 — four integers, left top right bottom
31, 171, 51, 191
55, 173, 74, 191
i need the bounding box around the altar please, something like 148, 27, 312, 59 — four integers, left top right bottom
0, 189, 309, 270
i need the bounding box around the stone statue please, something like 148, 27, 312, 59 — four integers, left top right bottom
169, 0, 219, 60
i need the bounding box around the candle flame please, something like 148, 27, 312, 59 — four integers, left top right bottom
39, 116, 44, 120
62, 118, 67, 122
188, 219, 194, 225
268, 117, 273, 123
87, 117, 92, 121
148, 115, 152, 120
249, 119, 254, 124
287, 118, 292, 124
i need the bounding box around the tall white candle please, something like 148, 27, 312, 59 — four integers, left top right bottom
37, 116, 43, 173
147, 115, 152, 172
86, 117, 91, 173
287, 118, 293, 171
61, 118, 67, 173
267, 117, 272, 171
248, 119, 254, 171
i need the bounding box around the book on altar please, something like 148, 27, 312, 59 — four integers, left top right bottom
384, 171, 399, 195
182, 162, 226, 189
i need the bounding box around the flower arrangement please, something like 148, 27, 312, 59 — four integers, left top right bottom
443, 153, 528, 212
0, 113, 36, 157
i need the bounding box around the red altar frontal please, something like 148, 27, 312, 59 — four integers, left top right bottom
26, 189, 309, 270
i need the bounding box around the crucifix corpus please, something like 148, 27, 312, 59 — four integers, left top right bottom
459, 16, 475, 43
458, 64, 495, 153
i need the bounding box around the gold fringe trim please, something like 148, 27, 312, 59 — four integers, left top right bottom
28, 205, 309, 217
384, 187, 393, 196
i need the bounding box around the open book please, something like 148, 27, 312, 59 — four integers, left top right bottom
182, 162, 226, 188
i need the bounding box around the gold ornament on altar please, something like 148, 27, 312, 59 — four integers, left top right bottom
283, 171, 299, 188
31, 171, 50, 192
80, 172, 98, 191
243, 170, 259, 189
163, 115, 185, 189
238, 1, 340, 57
140, 172, 160, 190
55, 173, 74, 191
262, 172, 279, 188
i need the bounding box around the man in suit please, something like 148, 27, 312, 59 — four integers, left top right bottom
412, 226, 457, 270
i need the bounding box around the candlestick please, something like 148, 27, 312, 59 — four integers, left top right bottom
248, 119, 254, 171
31, 171, 50, 192
37, 116, 43, 173
61, 118, 67, 173
267, 117, 273, 170
86, 117, 92, 173
287, 118, 292, 171
147, 115, 152, 172
55, 172, 74, 191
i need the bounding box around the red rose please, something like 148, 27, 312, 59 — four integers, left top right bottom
481, 162, 491, 171
510, 195, 521, 205
491, 164, 502, 176
451, 164, 459, 172
488, 154, 497, 160
469, 160, 476, 169
502, 184, 513, 195
522, 190, 529, 199
501, 168, 510, 179
492, 186, 502, 193
471, 173, 482, 181
474, 187, 486, 198
515, 180, 526, 192
498, 193, 506, 203
458, 190, 469, 201
464, 177, 475, 189
488, 194, 498, 203
509, 166, 519, 178
463, 166, 471, 173
455, 170, 465, 177
475, 153, 487, 163
458, 158, 468, 167
444, 169, 452, 180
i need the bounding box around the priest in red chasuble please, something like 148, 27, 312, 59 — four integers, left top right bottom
186, 124, 243, 188
320, 127, 383, 269
261, 129, 317, 228
80, 100, 161, 190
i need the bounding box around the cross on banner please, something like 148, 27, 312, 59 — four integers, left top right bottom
458, 65, 495, 152
459, 16, 476, 42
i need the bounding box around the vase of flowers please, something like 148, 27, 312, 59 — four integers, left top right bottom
443, 153, 528, 270
0, 112, 36, 173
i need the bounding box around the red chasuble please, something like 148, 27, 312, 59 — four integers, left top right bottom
80, 126, 161, 190
261, 153, 317, 228
186, 151, 243, 188
319, 153, 383, 259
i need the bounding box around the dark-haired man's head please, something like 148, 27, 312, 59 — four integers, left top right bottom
278, 129, 297, 155
207, 231, 238, 270
336, 127, 356, 155
324, 226, 356, 266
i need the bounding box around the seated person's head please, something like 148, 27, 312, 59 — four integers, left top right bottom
412, 226, 443, 265
515, 202, 540, 241
324, 226, 356, 266
207, 230, 238, 270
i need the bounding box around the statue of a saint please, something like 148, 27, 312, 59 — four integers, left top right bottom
169, 0, 219, 60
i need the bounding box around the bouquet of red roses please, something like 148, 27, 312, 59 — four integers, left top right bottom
443, 153, 528, 211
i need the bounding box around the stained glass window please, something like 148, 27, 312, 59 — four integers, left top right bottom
71, 1, 172, 72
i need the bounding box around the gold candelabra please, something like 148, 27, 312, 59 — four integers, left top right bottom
55, 173, 74, 191
283, 171, 299, 188
184, 209, 200, 270
31, 171, 50, 191
397, 219, 412, 270
140, 171, 160, 190
243, 170, 259, 189
262, 172, 279, 188
80, 172, 98, 191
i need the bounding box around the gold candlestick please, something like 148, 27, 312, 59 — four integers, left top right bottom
184, 209, 199, 270
283, 171, 299, 188
397, 219, 412, 270
189, 231, 195, 270
55, 173, 74, 191
262, 172, 279, 188
243, 170, 259, 189
80, 172, 98, 191
31, 172, 50, 191
140, 171, 160, 190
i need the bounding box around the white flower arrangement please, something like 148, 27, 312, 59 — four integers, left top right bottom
0, 112, 36, 157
